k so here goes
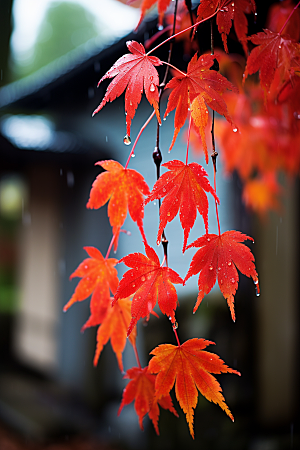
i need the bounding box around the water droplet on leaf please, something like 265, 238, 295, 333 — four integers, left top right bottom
123, 134, 131, 145
141, 276, 145, 282
233, 127, 238, 133
173, 321, 178, 330
149, 83, 155, 92
228, 261, 232, 266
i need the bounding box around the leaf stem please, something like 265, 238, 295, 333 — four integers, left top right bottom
105, 231, 119, 259
161, 61, 186, 77
186, 113, 192, 165
279, 1, 300, 35
146, 8, 220, 56
133, 342, 142, 369
124, 110, 156, 170
173, 327, 181, 346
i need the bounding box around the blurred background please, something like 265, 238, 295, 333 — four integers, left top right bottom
0, 0, 299, 449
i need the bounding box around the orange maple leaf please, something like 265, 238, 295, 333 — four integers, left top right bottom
118, 366, 178, 434
87, 160, 150, 246
63, 246, 119, 330
93, 298, 137, 372
164, 53, 237, 152
113, 243, 183, 336
148, 338, 240, 438
92, 41, 162, 138
184, 231, 259, 321
242, 173, 281, 217
145, 160, 219, 251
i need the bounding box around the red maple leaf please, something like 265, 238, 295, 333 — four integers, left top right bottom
113, 243, 183, 335
244, 29, 300, 94
87, 160, 150, 246
164, 53, 237, 151
148, 338, 240, 439
145, 160, 219, 251
184, 231, 259, 321
266, 0, 300, 41
196, 0, 256, 54
93, 298, 137, 372
136, 0, 172, 29
92, 41, 162, 138
118, 366, 178, 435
63, 247, 119, 330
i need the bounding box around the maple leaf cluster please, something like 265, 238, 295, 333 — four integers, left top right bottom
63, 0, 299, 440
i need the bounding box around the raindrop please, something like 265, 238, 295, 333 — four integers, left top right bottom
141, 276, 145, 282
131, 153, 135, 158
123, 134, 131, 145
67, 171, 74, 188
209, 266, 213, 271
233, 127, 238, 133
153, 201, 156, 205
88, 87, 94, 99
94, 61, 101, 72
254, 279, 258, 284
158, 24, 163, 31
167, 212, 171, 216
228, 261, 232, 266
163, 117, 167, 121
149, 83, 155, 92
132, 283, 135, 288
173, 321, 178, 329
231, 278, 235, 283
207, 237, 211, 242
279, 45, 282, 49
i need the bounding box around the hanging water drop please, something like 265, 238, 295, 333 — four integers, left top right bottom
233, 127, 238, 133
149, 83, 155, 92
123, 134, 131, 145
158, 24, 163, 31
131, 153, 135, 158
173, 321, 178, 330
